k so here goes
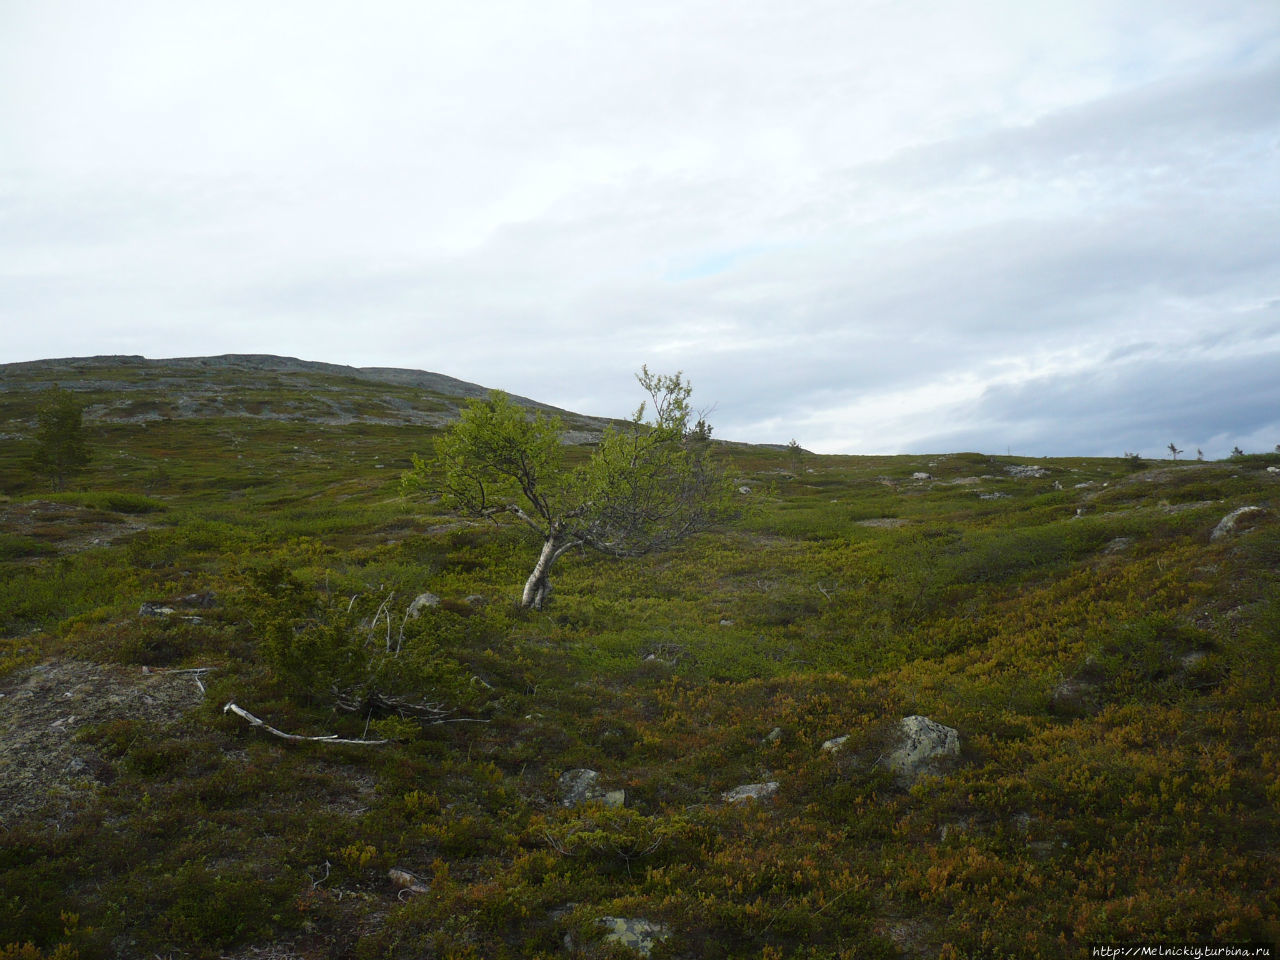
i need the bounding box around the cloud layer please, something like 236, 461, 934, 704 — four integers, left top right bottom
2, 1, 1278, 457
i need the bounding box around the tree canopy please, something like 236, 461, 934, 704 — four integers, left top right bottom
31, 387, 91, 490
402, 368, 734, 608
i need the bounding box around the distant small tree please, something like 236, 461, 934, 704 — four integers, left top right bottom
1230, 446, 1245, 458
1196, 448, 1204, 461
1167, 443, 1182, 461
31, 387, 91, 490
402, 368, 736, 609
786, 439, 803, 475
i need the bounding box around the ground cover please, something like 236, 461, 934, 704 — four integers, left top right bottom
1, 360, 1278, 958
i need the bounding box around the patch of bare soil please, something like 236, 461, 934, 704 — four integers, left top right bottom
0, 499, 154, 554
0, 658, 206, 827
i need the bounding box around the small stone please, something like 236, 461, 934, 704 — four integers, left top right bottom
763, 727, 783, 743
820, 735, 849, 753
738, 486, 752, 495
719, 618, 734, 627
138, 602, 174, 617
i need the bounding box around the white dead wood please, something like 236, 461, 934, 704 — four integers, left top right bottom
141, 665, 215, 696
222, 702, 390, 745
388, 867, 431, 897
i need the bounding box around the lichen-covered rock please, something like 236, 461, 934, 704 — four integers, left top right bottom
722, 781, 779, 803
558, 768, 624, 808
883, 716, 960, 784
407, 592, 440, 617
821, 735, 849, 753
598, 917, 670, 957
1210, 506, 1267, 541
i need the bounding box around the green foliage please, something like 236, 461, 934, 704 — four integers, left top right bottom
3, 361, 1280, 958
0, 534, 56, 560
30, 388, 91, 490
402, 369, 736, 608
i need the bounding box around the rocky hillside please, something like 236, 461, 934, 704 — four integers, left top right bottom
0, 354, 610, 438
1, 358, 1278, 959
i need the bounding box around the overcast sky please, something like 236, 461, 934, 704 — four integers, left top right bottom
2, 1, 1278, 457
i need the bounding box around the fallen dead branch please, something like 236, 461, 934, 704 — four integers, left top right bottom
389, 867, 431, 897
222, 702, 390, 745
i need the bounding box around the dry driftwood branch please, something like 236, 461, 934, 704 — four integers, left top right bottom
222, 702, 389, 745
388, 867, 431, 897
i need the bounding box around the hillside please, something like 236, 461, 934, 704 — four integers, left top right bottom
1, 357, 1278, 959
0, 354, 609, 438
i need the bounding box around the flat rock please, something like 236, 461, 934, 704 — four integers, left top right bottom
722, 781, 779, 803
1210, 506, 1267, 541
598, 917, 670, 957
558, 768, 624, 808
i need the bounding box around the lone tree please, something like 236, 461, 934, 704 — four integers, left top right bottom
31, 387, 91, 490
402, 368, 735, 609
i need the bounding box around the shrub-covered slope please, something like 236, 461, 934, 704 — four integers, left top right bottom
1, 359, 1277, 959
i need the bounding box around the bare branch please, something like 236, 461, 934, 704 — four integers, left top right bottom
223, 702, 390, 746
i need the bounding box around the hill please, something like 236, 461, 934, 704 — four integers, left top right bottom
1, 356, 1278, 958
0, 353, 610, 437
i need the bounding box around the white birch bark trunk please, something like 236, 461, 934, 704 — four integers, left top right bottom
522, 536, 558, 609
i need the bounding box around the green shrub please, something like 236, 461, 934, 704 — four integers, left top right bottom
0, 535, 56, 560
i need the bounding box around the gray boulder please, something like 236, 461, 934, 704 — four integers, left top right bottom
407, 592, 440, 617
722, 781, 779, 803
883, 716, 960, 784
558, 769, 624, 808
598, 917, 670, 957
1210, 506, 1267, 541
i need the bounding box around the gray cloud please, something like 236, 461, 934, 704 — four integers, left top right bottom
2, 1, 1278, 457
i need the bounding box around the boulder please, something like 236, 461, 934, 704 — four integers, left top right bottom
721, 781, 779, 803
820, 735, 849, 753
558, 769, 624, 808
407, 592, 440, 617
883, 716, 960, 784
1210, 506, 1267, 541
1005, 465, 1050, 478
138, 602, 175, 618
597, 917, 670, 957
911, 472, 932, 481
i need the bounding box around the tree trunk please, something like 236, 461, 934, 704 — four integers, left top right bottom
521, 536, 558, 610
520, 532, 579, 609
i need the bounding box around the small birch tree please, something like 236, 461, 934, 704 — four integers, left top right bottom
402, 368, 734, 609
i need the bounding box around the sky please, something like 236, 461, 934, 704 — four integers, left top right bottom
2, 0, 1278, 458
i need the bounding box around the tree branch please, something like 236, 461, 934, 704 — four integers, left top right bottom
223, 702, 390, 745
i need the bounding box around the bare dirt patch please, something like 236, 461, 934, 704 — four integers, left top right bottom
0, 499, 153, 554
0, 658, 206, 826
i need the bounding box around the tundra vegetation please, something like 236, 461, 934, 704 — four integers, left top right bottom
0, 356, 1277, 959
